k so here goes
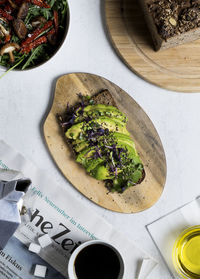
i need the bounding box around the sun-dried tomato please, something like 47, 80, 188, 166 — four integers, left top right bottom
0, 0, 6, 5
21, 35, 47, 53
53, 10, 58, 33
4, 34, 11, 43
4, 4, 14, 13
0, 8, 13, 20
47, 27, 55, 36
30, 0, 50, 8
21, 20, 53, 47
15, 0, 23, 5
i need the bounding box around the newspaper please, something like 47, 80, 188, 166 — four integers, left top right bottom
0, 140, 156, 279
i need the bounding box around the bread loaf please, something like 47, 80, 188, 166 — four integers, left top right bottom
139, 0, 200, 50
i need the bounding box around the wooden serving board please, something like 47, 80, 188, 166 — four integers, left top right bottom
43, 73, 166, 213
105, 0, 200, 92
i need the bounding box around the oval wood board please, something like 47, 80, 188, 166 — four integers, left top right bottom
43, 73, 166, 213
105, 0, 200, 92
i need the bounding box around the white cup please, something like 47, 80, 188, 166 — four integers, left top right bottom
68, 240, 124, 279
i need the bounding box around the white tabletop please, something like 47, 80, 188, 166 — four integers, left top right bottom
1, 1, 200, 278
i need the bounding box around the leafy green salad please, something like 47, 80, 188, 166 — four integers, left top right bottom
0, 0, 68, 72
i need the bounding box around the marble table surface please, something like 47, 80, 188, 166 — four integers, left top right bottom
1, 1, 200, 278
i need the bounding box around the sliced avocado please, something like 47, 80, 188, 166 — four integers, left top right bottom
91, 164, 114, 180
74, 141, 88, 153
87, 109, 126, 122
72, 137, 85, 145
116, 140, 137, 156
65, 122, 83, 140
84, 104, 119, 113
73, 135, 134, 153
129, 169, 143, 183
65, 117, 129, 140
91, 164, 124, 180
64, 99, 144, 192
74, 105, 127, 124
76, 147, 95, 166
86, 157, 104, 172
109, 133, 141, 164
112, 133, 136, 148
107, 133, 141, 164
74, 132, 140, 164
112, 169, 143, 191
111, 132, 132, 140
73, 132, 133, 152
116, 141, 141, 164
95, 117, 129, 134
73, 132, 132, 147
76, 147, 104, 172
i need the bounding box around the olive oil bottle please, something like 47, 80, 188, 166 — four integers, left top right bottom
172, 226, 200, 279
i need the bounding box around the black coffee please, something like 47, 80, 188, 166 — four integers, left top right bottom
74, 244, 121, 279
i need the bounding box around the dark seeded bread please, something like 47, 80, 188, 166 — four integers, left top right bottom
139, 0, 200, 50
92, 90, 117, 107
60, 89, 145, 186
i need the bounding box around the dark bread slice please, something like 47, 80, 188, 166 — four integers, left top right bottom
139, 0, 163, 50
139, 0, 200, 50
59, 89, 145, 187
92, 89, 117, 107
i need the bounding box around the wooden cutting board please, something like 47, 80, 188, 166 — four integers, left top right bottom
105, 0, 200, 92
43, 73, 166, 213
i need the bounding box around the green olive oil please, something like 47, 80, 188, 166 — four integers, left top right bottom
173, 226, 200, 279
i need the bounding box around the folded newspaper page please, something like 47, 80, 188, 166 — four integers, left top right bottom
0, 140, 156, 279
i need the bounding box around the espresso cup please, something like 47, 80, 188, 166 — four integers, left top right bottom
68, 240, 124, 279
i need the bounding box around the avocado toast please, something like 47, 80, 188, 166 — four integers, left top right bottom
59, 90, 145, 193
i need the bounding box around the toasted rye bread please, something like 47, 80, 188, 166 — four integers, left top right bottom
59, 89, 145, 186
92, 90, 117, 107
